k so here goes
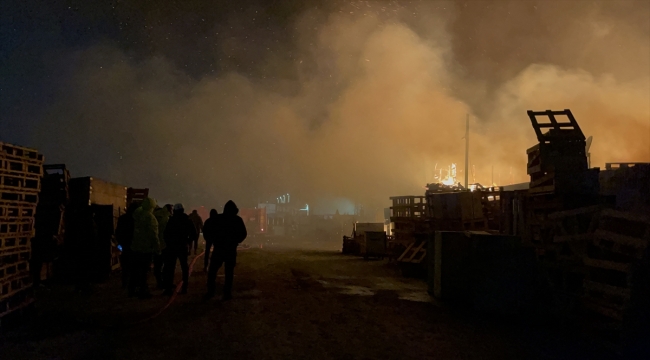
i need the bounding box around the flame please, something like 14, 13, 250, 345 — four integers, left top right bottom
434, 163, 457, 186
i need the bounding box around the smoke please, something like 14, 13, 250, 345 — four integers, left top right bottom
30, 1, 649, 214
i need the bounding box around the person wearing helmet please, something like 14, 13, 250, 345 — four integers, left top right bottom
206, 200, 247, 301
130, 197, 160, 299
163, 203, 196, 295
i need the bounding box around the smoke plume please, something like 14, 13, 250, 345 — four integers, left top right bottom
24, 0, 649, 215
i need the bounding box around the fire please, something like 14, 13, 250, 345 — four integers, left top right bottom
436, 163, 457, 186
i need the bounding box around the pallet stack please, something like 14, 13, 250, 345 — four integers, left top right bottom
68, 177, 127, 282
389, 196, 427, 246
582, 209, 650, 339
524, 110, 601, 303
126, 187, 149, 207
32, 165, 71, 283
389, 196, 429, 269
425, 190, 487, 231
0, 142, 44, 324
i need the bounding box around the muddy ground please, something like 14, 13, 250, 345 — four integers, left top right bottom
0, 244, 626, 359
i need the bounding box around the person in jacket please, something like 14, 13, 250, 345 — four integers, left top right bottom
130, 197, 160, 299
163, 203, 197, 295
188, 209, 204, 255
115, 202, 140, 289
201, 209, 219, 272
206, 200, 247, 301
153, 204, 172, 289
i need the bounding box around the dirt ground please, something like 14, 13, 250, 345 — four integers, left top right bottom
0, 244, 625, 359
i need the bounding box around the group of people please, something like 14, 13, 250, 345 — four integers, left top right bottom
115, 198, 247, 300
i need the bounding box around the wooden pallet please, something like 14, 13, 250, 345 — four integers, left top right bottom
0, 268, 30, 284
0, 142, 44, 163
0, 202, 35, 220
0, 234, 31, 250
0, 220, 34, 237
0, 173, 41, 193
0, 285, 34, 323
0, 157, 43, 177
0, 190, 38, 204
397, 240, 427, 264
0, 268, 31, 300
582, 209, 650, 321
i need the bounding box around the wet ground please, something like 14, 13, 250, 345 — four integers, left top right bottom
0, 245, 624, 359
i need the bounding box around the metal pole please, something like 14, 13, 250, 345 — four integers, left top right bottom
464, 114, 469, 189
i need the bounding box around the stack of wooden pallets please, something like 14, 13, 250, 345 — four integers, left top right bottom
0, 142, 44, 325
524, 111, 600, 252
32, 164, 70, 282
582, 209, 650, 339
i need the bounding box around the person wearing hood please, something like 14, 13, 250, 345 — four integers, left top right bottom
188, 209, 204, 255
206, 200, 247, 301
201, 209, 219, 272
153, 204, 172, 289
130, 197, 160, 299
163, 203, 197, 295
116, 202, 140, 289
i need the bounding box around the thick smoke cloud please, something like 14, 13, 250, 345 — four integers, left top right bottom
27, 1, 650, 216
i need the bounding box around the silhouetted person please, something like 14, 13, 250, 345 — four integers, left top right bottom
163, 203, 196, 295
188, 209, 204, 255
153, 204, 172, 289
206, 200, 247, 301
202, 209, 219, 272
116, 202, 139, 289
130, 197, 160, 299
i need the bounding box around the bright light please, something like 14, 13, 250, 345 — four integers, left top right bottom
435, 163, 458, 186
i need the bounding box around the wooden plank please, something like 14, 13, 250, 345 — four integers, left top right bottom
583, 257, 631, 273
528, 185, 555, 195
594, 230, 647, 250
583, 299, 624, 321
411, 249, 427, 264
396, 242, 415, 262
601, 208, 650, 225
554, 234, 593, 243
548, 205, 601, 220
584, 280, 631, 299
405, 241, 426, 262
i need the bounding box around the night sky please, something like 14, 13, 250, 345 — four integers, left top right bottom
2, 0, 649, 213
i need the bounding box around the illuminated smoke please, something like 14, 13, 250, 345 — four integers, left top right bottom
31, 1, 649, 214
